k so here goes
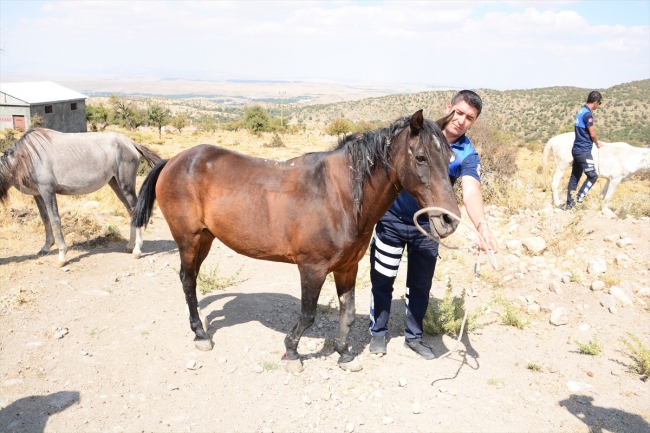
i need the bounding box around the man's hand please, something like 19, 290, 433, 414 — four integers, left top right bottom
477, 224, 498, 253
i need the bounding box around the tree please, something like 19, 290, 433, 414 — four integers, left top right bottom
199, 115, 218, 133
86, 103, 109, 131
109, 94, 136, 131
243, 104, 269, 135
325, 118, 352, 138
146, 103, 171, 139
131, 108, 147, 130
172, 113, 187, 135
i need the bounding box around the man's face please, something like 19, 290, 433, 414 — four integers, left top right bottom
445, 100, 479, 139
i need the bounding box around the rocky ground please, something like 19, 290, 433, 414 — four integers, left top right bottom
0, 202, 649, 433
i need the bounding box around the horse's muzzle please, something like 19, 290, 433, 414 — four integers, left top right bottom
429, 213, 459, 239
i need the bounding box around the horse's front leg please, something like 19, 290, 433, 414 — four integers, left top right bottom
599, 179, 611, 202
552, 167, 565, 208
333, 264, 363, 372
39, 191, 67, 267
602, 177, 622, 209
282, 264, 326, 373
33, 195, 55, 255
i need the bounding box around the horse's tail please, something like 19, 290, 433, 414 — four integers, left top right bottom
0, 129, 47, 204
132, 141, 163, 168
542, 137, 553, 192
132, 159, 168, 229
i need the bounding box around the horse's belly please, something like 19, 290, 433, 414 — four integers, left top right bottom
54, 175, 113, 195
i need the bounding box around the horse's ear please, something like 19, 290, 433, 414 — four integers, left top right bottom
410, 110, 424, 133
436, 112, 454, 131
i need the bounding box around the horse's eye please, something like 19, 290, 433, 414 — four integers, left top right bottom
415, 155, 427, 164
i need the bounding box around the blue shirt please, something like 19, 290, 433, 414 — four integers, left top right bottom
389, 135, 481, 225
573, 105, 594, 153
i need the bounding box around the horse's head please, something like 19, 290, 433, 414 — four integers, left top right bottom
394, 110, 460, 238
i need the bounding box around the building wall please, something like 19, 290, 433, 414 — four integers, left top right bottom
0, 105, 31, 130
30, 99, 87, 133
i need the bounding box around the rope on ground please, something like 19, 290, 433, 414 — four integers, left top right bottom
412, 207, 499, 361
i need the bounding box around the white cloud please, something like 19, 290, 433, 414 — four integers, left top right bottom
1, 1, 647, 89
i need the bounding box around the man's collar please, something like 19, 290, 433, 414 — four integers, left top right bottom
450, 134, 468, 147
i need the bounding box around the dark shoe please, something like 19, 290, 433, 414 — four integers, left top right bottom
565, 202, 575, 211
404, 338, 435, 360
369, 335, 387, 354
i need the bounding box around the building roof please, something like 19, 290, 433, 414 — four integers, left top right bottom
0, 81, 87, 104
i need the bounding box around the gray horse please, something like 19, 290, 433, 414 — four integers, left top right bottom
0, 128, 161, 266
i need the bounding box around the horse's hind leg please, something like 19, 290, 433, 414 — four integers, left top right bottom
39, 190, 67, 267
107, 177, 142, 258
177, 231, 213, 351
282, 264, 327, 372
195, 229, 215, 335
333, 264, 362, 372
33, 195, 55, 255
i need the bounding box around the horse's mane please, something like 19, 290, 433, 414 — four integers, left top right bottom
333, 115, 451, 217
0, 128, 50, 203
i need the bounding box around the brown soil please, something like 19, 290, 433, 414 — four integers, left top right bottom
1, 205, 649, 433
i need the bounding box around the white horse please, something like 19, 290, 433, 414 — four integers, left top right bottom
543, 132, 650, 208
0, 128, 162, 266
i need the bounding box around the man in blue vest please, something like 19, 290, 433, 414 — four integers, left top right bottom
368, 90, 498, 359
566, 91, 603, 210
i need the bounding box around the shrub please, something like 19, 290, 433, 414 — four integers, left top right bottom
264, 132, 285, 148
0, 129, 17, 153
493, 294, 527, 329
622, 332, 650, 376
575, 335, 602, 355
197, 264, 244, 294
243, 105, 270, 136
527, 362, 543, 372
423, 280, 485, 336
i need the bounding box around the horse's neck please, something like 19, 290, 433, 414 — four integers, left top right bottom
356, 159, 402, 231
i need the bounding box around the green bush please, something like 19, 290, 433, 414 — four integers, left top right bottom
423, 280, 485, 336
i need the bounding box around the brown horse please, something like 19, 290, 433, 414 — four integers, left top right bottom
132, 110, 460, 372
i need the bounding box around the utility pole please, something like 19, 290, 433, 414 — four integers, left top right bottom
279, 91, 286, 127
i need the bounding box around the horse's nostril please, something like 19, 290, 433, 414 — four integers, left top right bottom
442, 214, 453, 226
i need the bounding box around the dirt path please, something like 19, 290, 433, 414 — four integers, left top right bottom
1, 205, 649, 433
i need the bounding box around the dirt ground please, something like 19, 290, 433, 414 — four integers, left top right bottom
1, 191, 649, 432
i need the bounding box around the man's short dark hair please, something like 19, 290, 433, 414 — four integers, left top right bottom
451, 90, 482, 117
587, 91, 602, 104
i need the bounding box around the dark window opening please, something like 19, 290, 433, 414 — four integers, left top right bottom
44, 105, 53, 114
71, 102, 77, 111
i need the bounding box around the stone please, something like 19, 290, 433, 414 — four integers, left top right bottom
590, 280, 606, 291
382, 417, 394, 425
604, 234, 619, 243
82, 200, 100, 210
302, 395, 311, 405
186, 360, 198, 370
587, 258, 607, 275
609, 287, 633, 307
321, 391, 331, 401
599, 295, 616, 309
398, 378, 407, 387
600, 208, 617, 219
319, 371, 330, 380
167, 384, 179, 391
540, 303, 556, 312
412, 402, 422, 414
578, 324, 591, 331
54, 332, 64, 339
550, 308, 568, 326
609, 306, 618, 314
218, 357, 227, 364
621, 287, 636, 303
252, 365, 264, 373
616, 237, 634, 248
527, 304, 540, 314
522, 237, 546, 255
615, 254, 632, 265
346, 423, 355, 433
549, 281, 563, 295
566, 381, 593, 393
562, 275, 571, 284
506, 240, 522, 254
638, 287, 650, 297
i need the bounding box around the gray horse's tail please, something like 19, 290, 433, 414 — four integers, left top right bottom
542, 137, 553, 192
0, 129, 47, 204
132, 159, 168, 229
131, 141, 163, 168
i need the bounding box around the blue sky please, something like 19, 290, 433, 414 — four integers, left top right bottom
0, 1, 648, 90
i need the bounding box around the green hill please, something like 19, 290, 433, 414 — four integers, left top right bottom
289, 79, 650, 146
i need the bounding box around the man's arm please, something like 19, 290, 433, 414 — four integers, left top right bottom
587, 125, 602, 148
461, 176, 498, 252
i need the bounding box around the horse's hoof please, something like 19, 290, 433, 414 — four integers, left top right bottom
124, 247, 134, 254
281, 356, 303, 373
56, 261, 66, 268
194, 339, 213, 351
338, 358, 363, 372
132, 252, 141, 259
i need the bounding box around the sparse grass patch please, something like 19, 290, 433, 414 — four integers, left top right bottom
487, 377, 504, 386
423, 280, 486, 336
570, 271, 581, 283
600, 272, 621, 287
263, 362, 280, 371
527, 362, 543, 372
545, 214, 584, 256
197, 264, 244, 294
609, 191, 650, 218
493, 294, 527, 329
575, 334, 602, 356
263, 132, 285, 148
622, 332, 650, 377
